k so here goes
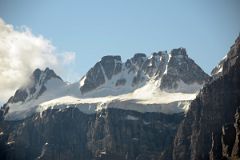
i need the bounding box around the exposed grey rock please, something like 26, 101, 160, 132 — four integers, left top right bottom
161, 48, 209, 91
141, 51, 168, 78
2, 68, 64, 116
173, 36, 240, 160
80, 62, 106, 94
115, 78, 126, 86
6, 68, 62, 104
0, 47, 212, 160
100, 56, 122, 79
131, 53, 147, 68
212, 36, 240, 78
0, 108, 183, 160
231, 106, 240, 159
221, 124, 236, 158
80, 49, 209, 94
80, 56, 123, 94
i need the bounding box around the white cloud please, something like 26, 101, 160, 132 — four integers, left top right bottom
63, 52, 76, 64
0, 18, 75, 103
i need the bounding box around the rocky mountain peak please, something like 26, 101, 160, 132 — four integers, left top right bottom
159, 48, 209, 92
131, 53, 147, 63
80, 55, 123, 94
126, 53, 147, 71
80, 49, 209, 95
101, 55, 121, 61
99, 55, 122, 80
170, 48, 188, 57
33, 67, 62, 84
152, 51, 167, 57
33, 68, 42, 81
5, 68, 63, 105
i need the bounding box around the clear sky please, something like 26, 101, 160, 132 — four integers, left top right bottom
0, 0, 240, 82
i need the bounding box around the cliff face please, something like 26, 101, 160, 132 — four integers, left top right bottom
2, 36, 239, 160
173, 36, 240, 160
0, 108, 183, 160
0, 47, 210, 160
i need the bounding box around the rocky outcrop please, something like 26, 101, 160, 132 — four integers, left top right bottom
141, 51, 168, 78
161, 48, 209, 91
173, 36, 240, 160
2, 68, 65, 116
231, 106, 240, 159
80, 56, 123, 94
4, 68, 63, 105
0, 108, 183, 160
80, 49, 209, 94
221, 123, 236, 159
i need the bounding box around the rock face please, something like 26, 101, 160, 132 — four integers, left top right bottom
173, 36, 240, 160
3, 48, 209, 121
0, 47, 210, 160
4, 68, 63, 105
0, 108, 183, 160
80, 48, 209, 94
2, 68, 65, 117
80, 56, 122, 94
231, 106, 240, 159
161, 48, 208, 92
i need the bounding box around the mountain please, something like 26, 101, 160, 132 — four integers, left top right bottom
2, 68, 66, 120
173, 35, 240, 160
80, 48, 208, 96
5, 68, 65, 104
0, 48, 209, 160
2, 48, 208, 121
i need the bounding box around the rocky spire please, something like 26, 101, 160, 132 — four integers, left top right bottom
5, 68, 63, 104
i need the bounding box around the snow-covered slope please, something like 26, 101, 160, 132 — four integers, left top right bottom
3, 48, 209, 120
37, 81, 196, 116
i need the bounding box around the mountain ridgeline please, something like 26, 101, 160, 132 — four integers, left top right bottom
5, 68, 64, 104
80, 48, 208, 95
2, 47, 208, 121
0, 35, 239, 160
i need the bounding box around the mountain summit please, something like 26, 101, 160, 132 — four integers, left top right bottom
6, 68, 64, 104
2, 48, 209, 120
80, 48, 208, 96
2, 68, 66, 119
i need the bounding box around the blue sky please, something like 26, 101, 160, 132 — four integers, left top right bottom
0, 0, 240, 81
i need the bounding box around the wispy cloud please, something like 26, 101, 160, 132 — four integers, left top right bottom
0, 18, 75, 103
63, 52, 76, 64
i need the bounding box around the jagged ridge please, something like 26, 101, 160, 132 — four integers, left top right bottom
2, 48, 209, 121
80, 48, 209, 95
